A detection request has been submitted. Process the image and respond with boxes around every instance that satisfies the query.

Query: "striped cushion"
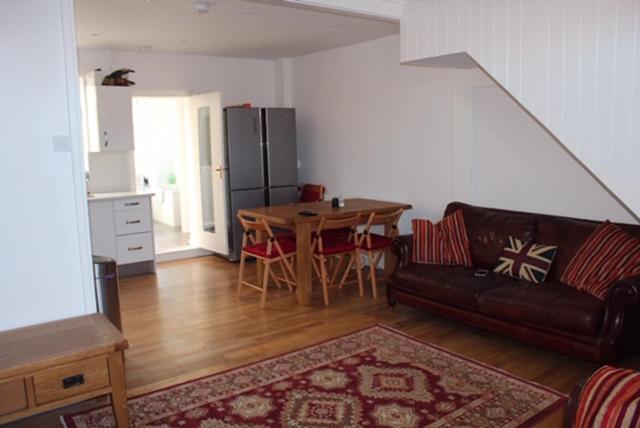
[561,221,640,299]
[576,366,640,428]
[412,210,472,267]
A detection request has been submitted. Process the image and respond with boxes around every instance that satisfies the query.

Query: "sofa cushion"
[561,221,640,299]
[493,236,558,284]
[392,263,515,311]
[575,366,640,428]
[536,217,598,283]
[445,202,536,269]
[411,210,472,267]
[478,281,605,336]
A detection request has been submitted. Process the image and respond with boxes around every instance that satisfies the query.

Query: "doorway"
[132,93,229,261]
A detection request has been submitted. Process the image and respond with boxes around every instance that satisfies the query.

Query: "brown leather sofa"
[388,202,640,363]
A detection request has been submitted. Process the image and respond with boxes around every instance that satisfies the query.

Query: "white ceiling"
[74,0,400,59]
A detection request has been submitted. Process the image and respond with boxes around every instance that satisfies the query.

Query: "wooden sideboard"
[0,314,129,426]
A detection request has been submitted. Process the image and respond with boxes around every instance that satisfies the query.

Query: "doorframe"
[61,0,96,313]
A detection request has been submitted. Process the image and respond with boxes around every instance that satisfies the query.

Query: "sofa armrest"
[564,378,587,428]
[605,275,640,309]
[599,276,640,355]
[390,235,413,274]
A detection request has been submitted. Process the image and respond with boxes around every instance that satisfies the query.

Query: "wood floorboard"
[4,255,600,427]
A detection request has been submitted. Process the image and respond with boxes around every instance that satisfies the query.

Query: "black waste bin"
[93,255,123,332]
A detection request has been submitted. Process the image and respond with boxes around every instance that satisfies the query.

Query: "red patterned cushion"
[412,210,472,267]
[561,221,640,299]
[576,366,640,428]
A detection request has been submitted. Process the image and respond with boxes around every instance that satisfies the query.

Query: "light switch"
[53,135,72,153]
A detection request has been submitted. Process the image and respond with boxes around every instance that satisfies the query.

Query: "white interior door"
[186,92,228,254]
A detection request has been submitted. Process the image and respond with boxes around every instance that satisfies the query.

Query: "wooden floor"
[8,255,600,427]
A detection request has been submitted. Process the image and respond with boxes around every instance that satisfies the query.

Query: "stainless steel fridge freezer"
[224,107,298,261]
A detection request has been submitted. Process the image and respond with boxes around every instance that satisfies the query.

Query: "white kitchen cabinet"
[88,193,155,275]
[84,72,135,152]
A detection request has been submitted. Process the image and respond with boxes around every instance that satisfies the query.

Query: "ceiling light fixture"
[138,45,153,53]
[242,9,255,15]
[329,23,343,28]
[191,2,210,15]
[90,33,100,37]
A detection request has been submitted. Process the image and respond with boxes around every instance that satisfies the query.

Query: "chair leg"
[354,251,364,297]
[236,252,246,298]
[319,255,330,306]
[329,254,346,287]
[338,256,356,288]
[368,250,378,298]
[260,261,271,308]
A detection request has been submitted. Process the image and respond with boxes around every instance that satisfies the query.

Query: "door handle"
[215,165,227,179]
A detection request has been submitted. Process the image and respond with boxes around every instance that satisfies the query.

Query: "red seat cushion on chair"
[361,234,393,251]
[244,239,296,258]
[315,236,358,256]
[275,232,296,242]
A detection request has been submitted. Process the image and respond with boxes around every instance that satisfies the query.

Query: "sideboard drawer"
[114,208,151,236]
[0,378,27,416]
[116,232,154,264]
[113,197,149,212]
[33,356,110,405]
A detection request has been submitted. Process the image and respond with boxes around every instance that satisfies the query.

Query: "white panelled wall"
[402,0,640,218]
[290,35,636,236]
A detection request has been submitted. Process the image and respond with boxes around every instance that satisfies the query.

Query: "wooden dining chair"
[236,214,297,308]
[311,213,363,306]
[358,208,405,298]
[299,183,326,202]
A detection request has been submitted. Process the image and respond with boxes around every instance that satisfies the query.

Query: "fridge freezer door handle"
[215,165,228,179]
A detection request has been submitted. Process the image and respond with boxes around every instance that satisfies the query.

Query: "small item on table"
[331,197,340,208]
[298,210,318,217]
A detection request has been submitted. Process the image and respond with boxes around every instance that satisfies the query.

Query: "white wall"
[452,69,636,223]
[402,0,640,218]
[292,35,455,232]
[78,48,276,106]
[0,0,94,331]
[289,35,636,235]
[79,48,278,193]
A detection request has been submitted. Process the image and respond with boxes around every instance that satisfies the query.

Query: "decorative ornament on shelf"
[102,68,136,87]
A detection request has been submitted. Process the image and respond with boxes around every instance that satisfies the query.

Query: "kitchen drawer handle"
[126,220,141,224]
[124,202,140,207]
[62,374,85,389]
[128,246,143,251]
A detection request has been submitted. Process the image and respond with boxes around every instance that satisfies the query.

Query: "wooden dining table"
[237,198,412,306]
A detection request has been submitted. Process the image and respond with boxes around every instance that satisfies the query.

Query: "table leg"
[296,222,312,306]
[255,230,264,284]
[107,351,129,428]
[383,223,397,278]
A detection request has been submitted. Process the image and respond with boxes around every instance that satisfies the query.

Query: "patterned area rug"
[63,325,566,428]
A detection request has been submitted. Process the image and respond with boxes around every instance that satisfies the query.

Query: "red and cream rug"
[63,325,566,428]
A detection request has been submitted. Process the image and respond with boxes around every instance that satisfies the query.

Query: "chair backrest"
[237,214,286,258]
[313,213,361,253]
[360,208,404,247]
[299,183,325,203]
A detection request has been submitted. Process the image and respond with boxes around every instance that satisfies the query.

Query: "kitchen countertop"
[87,191,155,202]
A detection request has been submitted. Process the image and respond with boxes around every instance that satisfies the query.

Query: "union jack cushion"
[494,236,558,284]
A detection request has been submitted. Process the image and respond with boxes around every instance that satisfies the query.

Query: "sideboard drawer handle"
[126,220,141,224]
[124,202,140,207]
[128,246,143,251]
[62,374,85,389]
